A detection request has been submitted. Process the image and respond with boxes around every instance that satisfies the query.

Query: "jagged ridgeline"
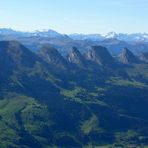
[0,41,148,147]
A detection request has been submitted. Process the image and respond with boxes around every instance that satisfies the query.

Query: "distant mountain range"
[1,28,148,42]
[0,28,69,38]
[0,28,148,56]
[70,32,148,42]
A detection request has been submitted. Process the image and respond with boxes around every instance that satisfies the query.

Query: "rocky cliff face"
[85,46,116,66]
[118,48,140,64]
[38,45,68,69]
[140,52,148,63]
[67,47,86,66]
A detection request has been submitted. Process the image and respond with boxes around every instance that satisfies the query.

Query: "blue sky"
[0,0,148,34]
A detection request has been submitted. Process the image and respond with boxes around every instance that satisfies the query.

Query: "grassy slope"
[0,94,53,148]
[0,63,148,147]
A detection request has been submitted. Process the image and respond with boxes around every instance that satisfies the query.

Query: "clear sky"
[0,0,148,34]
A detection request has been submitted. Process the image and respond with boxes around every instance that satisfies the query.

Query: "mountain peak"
[118,47,140,64]
[34,29,62,38]
[85,46,115,66]
[72,46,79,52]
[140,52,148,63]
[67,47,85,66]
[102,32,117,39]
[122,47,131,55]
[38,45,68,69]
[0,40,29,57]
[0,41,39,68]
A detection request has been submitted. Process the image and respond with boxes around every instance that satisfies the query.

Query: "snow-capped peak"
[102,32,117,39]
[70,32,148,42]
[33,29,62,37]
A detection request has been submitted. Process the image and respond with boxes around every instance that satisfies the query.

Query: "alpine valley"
[0,29,148,148]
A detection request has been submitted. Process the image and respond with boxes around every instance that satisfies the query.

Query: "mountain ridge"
[0,40,148,147]
[0,28,148,57]
[118,47,141,64]
[1,28,148,42]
